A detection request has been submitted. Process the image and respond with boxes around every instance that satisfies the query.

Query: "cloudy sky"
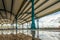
[39,11,60,28]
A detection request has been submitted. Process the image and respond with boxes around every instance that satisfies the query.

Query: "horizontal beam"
[17,0,30,18]
[22,0,60,22]
[0,9,15,16]
[0,28,60,32]
[18,0,39,19]
[10,0,14,20]
[22,9,60,24]
[2,0,7,19]
[12,0,27,24]
[18,0,48,22]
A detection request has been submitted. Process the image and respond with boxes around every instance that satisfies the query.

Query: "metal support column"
[1,24,3,34]
[37,19,39,39]
[27,23,28,35]
[13,22,15,34]
[11,24,14,34]
[11,24,12,33]
[31,0,36,40]
[15,16,18,34]
[22,24,23,33]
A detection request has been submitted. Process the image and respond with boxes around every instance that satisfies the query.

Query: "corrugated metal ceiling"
[0,0,60,24]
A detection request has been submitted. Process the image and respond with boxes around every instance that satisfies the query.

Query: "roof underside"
[0,0,60,24]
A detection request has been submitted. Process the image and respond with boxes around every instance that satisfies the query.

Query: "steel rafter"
[0,12,6,24]
[2,0,7,19]
[0,9,15,16]
[22,0,60,23]
[17,0,39,24]
[18,0,39,20]
[10,0,14,21]
[12,0,27,24]
[18,0,48,23]
[17,0,30,18]
[20,0,48,20]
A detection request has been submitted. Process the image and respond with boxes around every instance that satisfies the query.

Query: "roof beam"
[18,0,48,23]
[0,9,15,24]
[10,0,14,21]
[0,9,15,16]
[19,0,48,22]
[17,0,30,18]
[2,0,7,19]
[22,0,60,22]
[16,0,26,16]
[12,0,27,24]
[18,0,39,20]
[24,9,60,24]
[0,12,6,19]
[0,12,5,24]
[18,0,48,20]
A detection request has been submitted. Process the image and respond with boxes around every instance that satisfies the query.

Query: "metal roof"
[0,0,60,24]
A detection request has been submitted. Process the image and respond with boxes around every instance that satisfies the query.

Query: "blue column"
[31,0,36,29]
[31,0,36,40]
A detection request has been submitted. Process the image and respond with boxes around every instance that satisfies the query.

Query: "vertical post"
[31,0,36,40]
[1,24,3,34]
[27,23,28,35]
[15,16,18,34]
[22,24,23,33]
[19,24,20,33]
[11,24,13,34]
[11,24,12,33]
[37,19,39,39]
[13,23,14,34]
